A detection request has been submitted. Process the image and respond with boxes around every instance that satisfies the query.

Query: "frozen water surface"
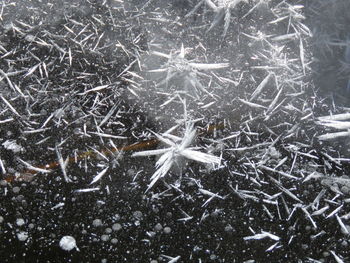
[1,0,350,262]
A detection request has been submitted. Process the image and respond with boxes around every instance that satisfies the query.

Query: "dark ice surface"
[1,0,350,262]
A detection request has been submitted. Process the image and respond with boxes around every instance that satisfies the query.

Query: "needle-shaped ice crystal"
[187,0,247,37]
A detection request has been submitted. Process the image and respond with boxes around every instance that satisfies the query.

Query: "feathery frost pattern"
[1,0,350,261]
[133,121,221,191]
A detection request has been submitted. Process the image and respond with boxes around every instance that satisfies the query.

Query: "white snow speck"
[2,140,23,153]
[59,236,79,251]
[17,231,28,241]
[16,218,25,226]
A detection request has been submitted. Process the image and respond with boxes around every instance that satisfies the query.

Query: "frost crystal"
[187,0,247,37]
[148,44,228,97]
[133,121,221,191]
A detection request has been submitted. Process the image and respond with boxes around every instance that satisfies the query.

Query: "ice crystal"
[187,0,247,37]
[132,121,221,191]
[148,44,228,98]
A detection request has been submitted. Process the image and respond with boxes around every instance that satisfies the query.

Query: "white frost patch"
[2,140,23,153]
[59,236,79,251]
[16,218,25,226]
[17,231,28,241]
